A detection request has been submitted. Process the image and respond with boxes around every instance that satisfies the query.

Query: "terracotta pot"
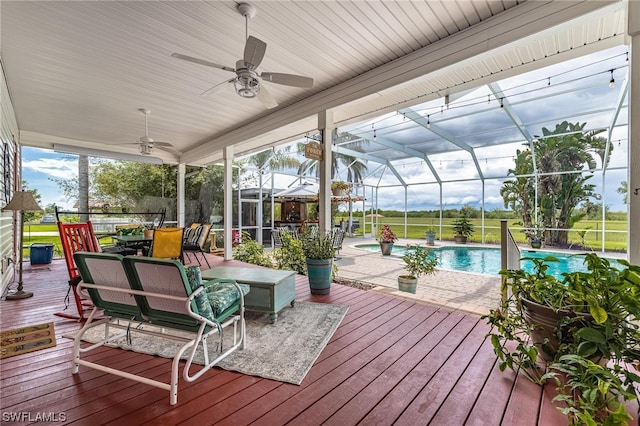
[143,229,154,239]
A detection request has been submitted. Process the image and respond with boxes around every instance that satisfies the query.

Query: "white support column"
[318,111,334,234]
[177,163,186,227]
[223,145,234,261]
[628,0,640,264]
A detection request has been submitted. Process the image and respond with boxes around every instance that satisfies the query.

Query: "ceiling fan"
[171,2,313,109]
[130,108,176,156]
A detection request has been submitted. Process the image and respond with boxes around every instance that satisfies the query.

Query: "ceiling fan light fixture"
[139,144,153,155]
[234,75,260,98]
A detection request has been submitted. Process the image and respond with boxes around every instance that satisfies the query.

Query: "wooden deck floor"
[1,255,636,425]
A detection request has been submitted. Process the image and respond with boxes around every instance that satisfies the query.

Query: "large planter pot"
[398,275,417,294]
[454,235,467,244]
[530,240,542,249]
[520,296,592,362]
[425,232,436,246]
[306,258,333,295]
[380,242,394,255]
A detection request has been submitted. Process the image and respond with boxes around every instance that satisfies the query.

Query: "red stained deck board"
[2,256,631,425]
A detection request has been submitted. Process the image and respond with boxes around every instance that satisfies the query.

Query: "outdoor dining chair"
[183,224,211,268]
[332,228,346,259]
[149,227,185,263]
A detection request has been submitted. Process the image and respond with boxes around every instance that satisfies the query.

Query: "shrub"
[272,231,307,274]
[232,232,273,268]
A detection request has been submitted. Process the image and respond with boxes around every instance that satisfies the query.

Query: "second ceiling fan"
[171,2,313,109]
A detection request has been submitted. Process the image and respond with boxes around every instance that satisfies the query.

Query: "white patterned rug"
[66,301,348,385]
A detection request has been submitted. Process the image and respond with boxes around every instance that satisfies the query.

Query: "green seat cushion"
[185,266,249,319]
[205,281,250,317]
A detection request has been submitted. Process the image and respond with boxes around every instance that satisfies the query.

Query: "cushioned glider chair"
[72,252,249,405]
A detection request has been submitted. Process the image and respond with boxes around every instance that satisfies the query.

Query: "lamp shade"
[2,191,43,212]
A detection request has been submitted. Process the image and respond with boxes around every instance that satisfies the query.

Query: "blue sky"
[22,147,78,210]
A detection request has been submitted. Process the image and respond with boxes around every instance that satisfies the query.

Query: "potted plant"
[524,220,545,249]
[398,246,438,294]
[482,253,640,425]
[452,215,473,243]
[301,228,337,295]
[425,224,436,246]
[378,224,397,256]
[331,181,350,196]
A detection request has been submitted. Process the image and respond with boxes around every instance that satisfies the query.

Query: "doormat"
[1,322,57,359]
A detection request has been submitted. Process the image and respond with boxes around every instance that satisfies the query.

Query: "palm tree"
[500,149,535,232]
[242,146,300,243]
[502,121,609,246]
[297,131,368,184]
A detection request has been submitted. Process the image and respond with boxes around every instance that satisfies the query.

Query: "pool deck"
[334,237,627,317]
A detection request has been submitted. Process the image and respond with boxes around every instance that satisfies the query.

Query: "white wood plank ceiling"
[0,1,626,166]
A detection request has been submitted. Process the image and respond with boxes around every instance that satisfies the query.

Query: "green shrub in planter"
[482,253,640,425]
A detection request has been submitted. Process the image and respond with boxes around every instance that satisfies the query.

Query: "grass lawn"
[337,216,628,252]
[17,218,629,260]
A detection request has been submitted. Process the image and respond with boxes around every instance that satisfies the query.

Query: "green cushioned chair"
[71,252,247,405]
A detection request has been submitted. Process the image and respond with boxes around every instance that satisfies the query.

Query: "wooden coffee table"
[201,266,296,323]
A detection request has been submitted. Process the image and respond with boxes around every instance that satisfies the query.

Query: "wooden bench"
[71,252,248,405]
[202,266,296,323]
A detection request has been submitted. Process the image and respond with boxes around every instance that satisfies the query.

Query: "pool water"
[354,244,618,278]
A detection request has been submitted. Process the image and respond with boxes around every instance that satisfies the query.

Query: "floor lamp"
[2,191,43,300]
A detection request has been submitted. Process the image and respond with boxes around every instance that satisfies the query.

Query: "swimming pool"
[354,244,619,277]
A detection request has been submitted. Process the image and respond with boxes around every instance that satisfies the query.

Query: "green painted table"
[202,266,296,323]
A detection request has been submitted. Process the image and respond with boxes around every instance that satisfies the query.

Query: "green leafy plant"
[452,215,474,238]
[523,219,546,242]
[272,230,307,274]
[232,232,273,268]
[400,246,438,279]
[482,253,640,425]
[549,355,636,425]
[331,181,350,191]
[301,228,336,260]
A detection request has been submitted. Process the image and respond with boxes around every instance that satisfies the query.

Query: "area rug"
[1,322,57,359]
[66,301,348,385]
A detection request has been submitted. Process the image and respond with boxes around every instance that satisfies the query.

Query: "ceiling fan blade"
[152,141,173,147]
[171,53,235,73]
[257,85,278,109]
[243,35,266,69]
[260,72,314,88]
[200,78,235,96]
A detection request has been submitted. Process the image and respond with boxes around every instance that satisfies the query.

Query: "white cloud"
[22,157,77,179]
